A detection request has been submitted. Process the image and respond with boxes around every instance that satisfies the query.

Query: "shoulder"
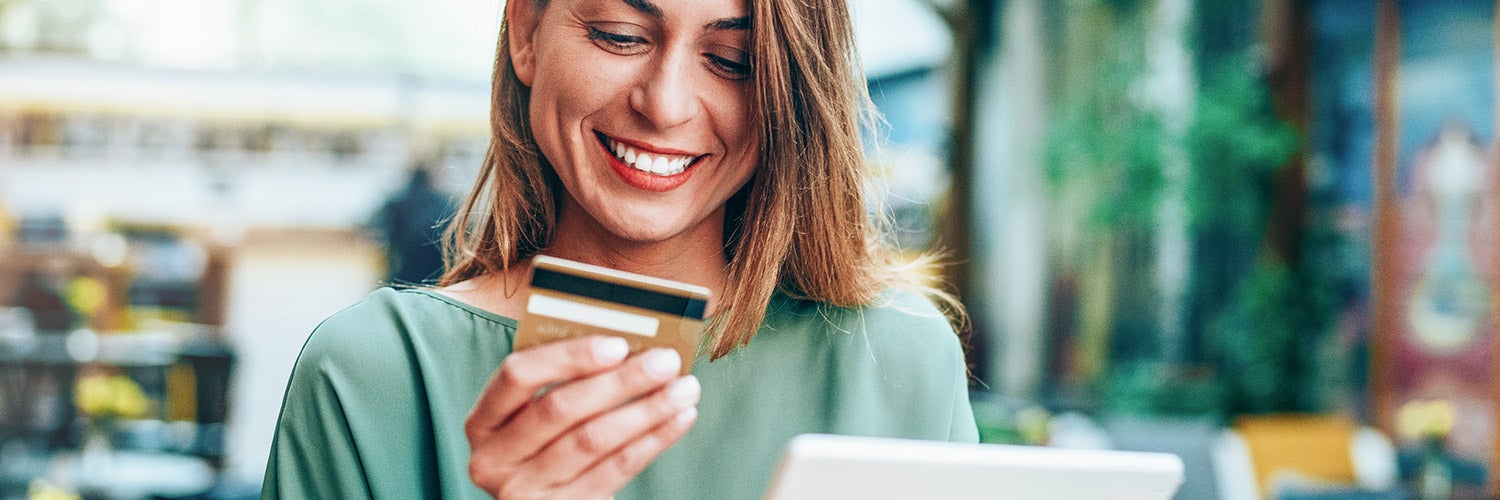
[302,289,420,353]
[860,287,957,338]
[291,288,418,383]
[294,288,481,381]
[752,288,974,440]
[769,288,961,357]
[270,288,465,498]
[761,288,966,384]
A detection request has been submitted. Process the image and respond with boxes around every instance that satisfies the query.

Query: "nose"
[630,47,701,130]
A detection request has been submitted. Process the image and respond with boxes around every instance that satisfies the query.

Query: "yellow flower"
[109,375,149,419]
[74,374,150,420]
[74,375,114,417]
[1398,399,1455,441]
[1016,406,1052,445]
[28,478,80,500]
[64,277,108,319]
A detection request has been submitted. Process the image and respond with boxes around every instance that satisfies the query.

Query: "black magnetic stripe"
[532,268,707,319]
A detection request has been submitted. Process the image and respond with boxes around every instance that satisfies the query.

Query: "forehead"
[568,0,750,22]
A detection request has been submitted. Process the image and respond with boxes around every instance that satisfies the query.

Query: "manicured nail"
[667,375,700,408]
[593,337,629,364]
[673,407,698,428]
[644,349,681,379]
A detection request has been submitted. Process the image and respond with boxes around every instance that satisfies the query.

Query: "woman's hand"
[466,336,701,499]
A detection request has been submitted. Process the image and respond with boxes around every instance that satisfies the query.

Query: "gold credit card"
[512,255,710,375]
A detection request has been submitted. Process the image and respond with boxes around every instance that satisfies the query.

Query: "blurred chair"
[1213,414,1403,500]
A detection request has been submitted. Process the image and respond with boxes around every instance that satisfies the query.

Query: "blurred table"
[0,331,178,448]
[0,328,235,499]
[50,447,215,500]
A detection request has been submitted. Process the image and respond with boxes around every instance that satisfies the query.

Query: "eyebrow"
[621,0,662,18]
[618,0,751,31]
[706,17,750,31]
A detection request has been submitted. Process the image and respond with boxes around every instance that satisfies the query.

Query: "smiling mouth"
[595,132,703,176]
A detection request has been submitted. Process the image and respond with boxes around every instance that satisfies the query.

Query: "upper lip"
[596,131,705,158]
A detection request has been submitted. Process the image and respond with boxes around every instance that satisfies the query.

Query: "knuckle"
[493,476,525,500]
[463,413,483,439]
[468,456,497,491]
[607,448,640,479]
[467,457,485,482]
[612,436,658,477]
[653,390,683,417]
[571,337,601,358]
[471,457,527,499]
[463,409,503,441]
[573,421,613,454]
[496,358,533,388]
[617,360,656,392]
[534,391,575,422]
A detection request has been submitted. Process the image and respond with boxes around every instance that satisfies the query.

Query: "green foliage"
[1210,261,1298,412]
[1208,252,1342,414]
[1040,1,1331,418]
[1102,361,1225,417]
[1185,60,1300,236]
[1183,59,1351,415]
[1097,0,1151,18]
[1144,34,1363,415]
[1043,17,1166,233]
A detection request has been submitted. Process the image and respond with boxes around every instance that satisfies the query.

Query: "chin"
[599,214,700,244]
[608,225,685,244]
[580,198,715,245]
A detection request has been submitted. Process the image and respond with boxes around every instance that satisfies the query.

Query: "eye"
[587,26,649,55]
[706,52,751,81]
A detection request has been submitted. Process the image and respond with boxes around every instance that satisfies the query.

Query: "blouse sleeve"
[261,297,438,499]
[945,356,980,442]
[820,288,980,442]
[263,349,375,499]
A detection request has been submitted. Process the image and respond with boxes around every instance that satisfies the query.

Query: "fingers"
[466,336,630,441]
[523,374,701,480]
[490,348,684,460]
[465,339,698,498]
[559,400,699,497]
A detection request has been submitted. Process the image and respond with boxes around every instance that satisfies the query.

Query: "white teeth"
[606,136,695,176]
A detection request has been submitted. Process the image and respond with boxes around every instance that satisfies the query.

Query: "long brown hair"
[441,0,965,358]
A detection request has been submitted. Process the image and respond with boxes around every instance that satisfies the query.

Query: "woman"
[263,0,977,495]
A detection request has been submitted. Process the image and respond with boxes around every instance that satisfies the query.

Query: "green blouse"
[263,287,977,499]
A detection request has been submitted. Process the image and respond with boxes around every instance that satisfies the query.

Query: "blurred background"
[0,0,1493,499]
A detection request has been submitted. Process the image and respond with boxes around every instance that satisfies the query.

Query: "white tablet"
[763,434,1185,500]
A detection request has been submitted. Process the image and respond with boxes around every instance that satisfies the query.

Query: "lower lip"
[599,139,697,192]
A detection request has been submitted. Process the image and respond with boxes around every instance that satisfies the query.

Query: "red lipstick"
[596,133,700,192]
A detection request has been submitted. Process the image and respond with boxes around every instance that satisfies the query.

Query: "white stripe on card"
[526,294,661,337]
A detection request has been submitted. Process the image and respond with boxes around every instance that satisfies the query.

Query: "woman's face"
[511,0,759,244]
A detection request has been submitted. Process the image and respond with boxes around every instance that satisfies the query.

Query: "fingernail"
[673,407,698,429]
[667,375,700,408]
[593,337,629,364]
[644,349,681,379]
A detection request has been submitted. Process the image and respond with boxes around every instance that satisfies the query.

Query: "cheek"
[528,49,612,171]
[532,48,637,134]
[711,86,756,148]
[721,104,760,174]
[718,138,761,200]
[526,87,566,174]
[732,150,761,190]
